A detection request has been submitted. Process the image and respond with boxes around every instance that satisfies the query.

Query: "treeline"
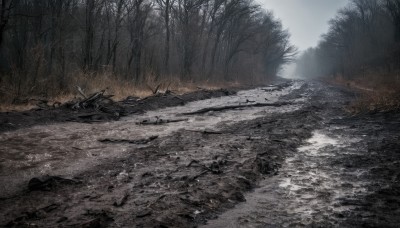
[0,0,295,98]
[296,0,400,83]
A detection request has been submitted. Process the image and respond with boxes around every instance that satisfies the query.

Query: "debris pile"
[64,87,126,123]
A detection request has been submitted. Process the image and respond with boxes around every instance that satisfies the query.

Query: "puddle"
[298,132,339,153]
[202,130,371,227]
[0,82,304,197]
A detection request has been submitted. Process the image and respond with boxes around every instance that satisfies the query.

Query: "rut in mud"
[1,80,400,227]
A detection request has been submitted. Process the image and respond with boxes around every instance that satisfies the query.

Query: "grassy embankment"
[330,75,400,113]
[0,72,240,112]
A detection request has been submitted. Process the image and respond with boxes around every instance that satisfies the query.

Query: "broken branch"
[99,136,158,145]
[136,118,188,125]
[182,102,292,115]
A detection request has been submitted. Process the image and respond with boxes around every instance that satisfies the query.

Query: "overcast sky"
[258,0,349,51]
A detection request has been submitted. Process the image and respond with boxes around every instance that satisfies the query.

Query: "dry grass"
[68,72,240,100]
[347,89,400,113]
[329,75,400,113]
[69,72,153,100]
[0,71,240,112]
[0,103,36,112]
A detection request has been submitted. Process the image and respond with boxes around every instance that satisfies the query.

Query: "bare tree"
[127,0,152,83]
[0,0,13,50]
[385,0,400,41]
[296,0,399,82]
[155,0,175,76]
[0,0,297,98]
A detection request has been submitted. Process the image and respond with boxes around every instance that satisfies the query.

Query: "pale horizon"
[258,0,349,52]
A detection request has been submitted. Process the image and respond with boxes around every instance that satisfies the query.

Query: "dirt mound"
[0,89,235,133]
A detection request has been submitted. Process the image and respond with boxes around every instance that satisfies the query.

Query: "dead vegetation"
[347,89,400,113]
[0,84,237,133]
[330,76,400,113]
[0,72,241,112]
[0,0,295,114]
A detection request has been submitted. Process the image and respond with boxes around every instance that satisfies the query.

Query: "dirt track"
[1,80,400,227]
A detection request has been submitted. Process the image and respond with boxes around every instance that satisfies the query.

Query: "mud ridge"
[0,89,236,133]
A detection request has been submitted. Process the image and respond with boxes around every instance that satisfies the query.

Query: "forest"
[296,0,400,87]
[0,0,296,102]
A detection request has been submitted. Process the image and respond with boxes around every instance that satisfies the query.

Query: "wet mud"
[0,81,400,227]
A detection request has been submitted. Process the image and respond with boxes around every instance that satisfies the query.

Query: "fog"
[258,0,349,78]
[258,0,349,51]
[293,0,400,83]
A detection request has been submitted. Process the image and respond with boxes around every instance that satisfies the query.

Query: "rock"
[113,193,129,207]
[254,157,277,175]
[136,209,152,218]
[28,176,81,191]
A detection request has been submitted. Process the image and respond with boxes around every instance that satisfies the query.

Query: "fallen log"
[185,129,224,135]
[137,118,188,125]
[71,89,116,110]
[28,176,81,191]
[98,135,158,144]
[182,102,292,115]
[72,90,105,110]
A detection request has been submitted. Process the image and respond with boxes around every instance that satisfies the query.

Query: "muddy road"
[1,80,399,227]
